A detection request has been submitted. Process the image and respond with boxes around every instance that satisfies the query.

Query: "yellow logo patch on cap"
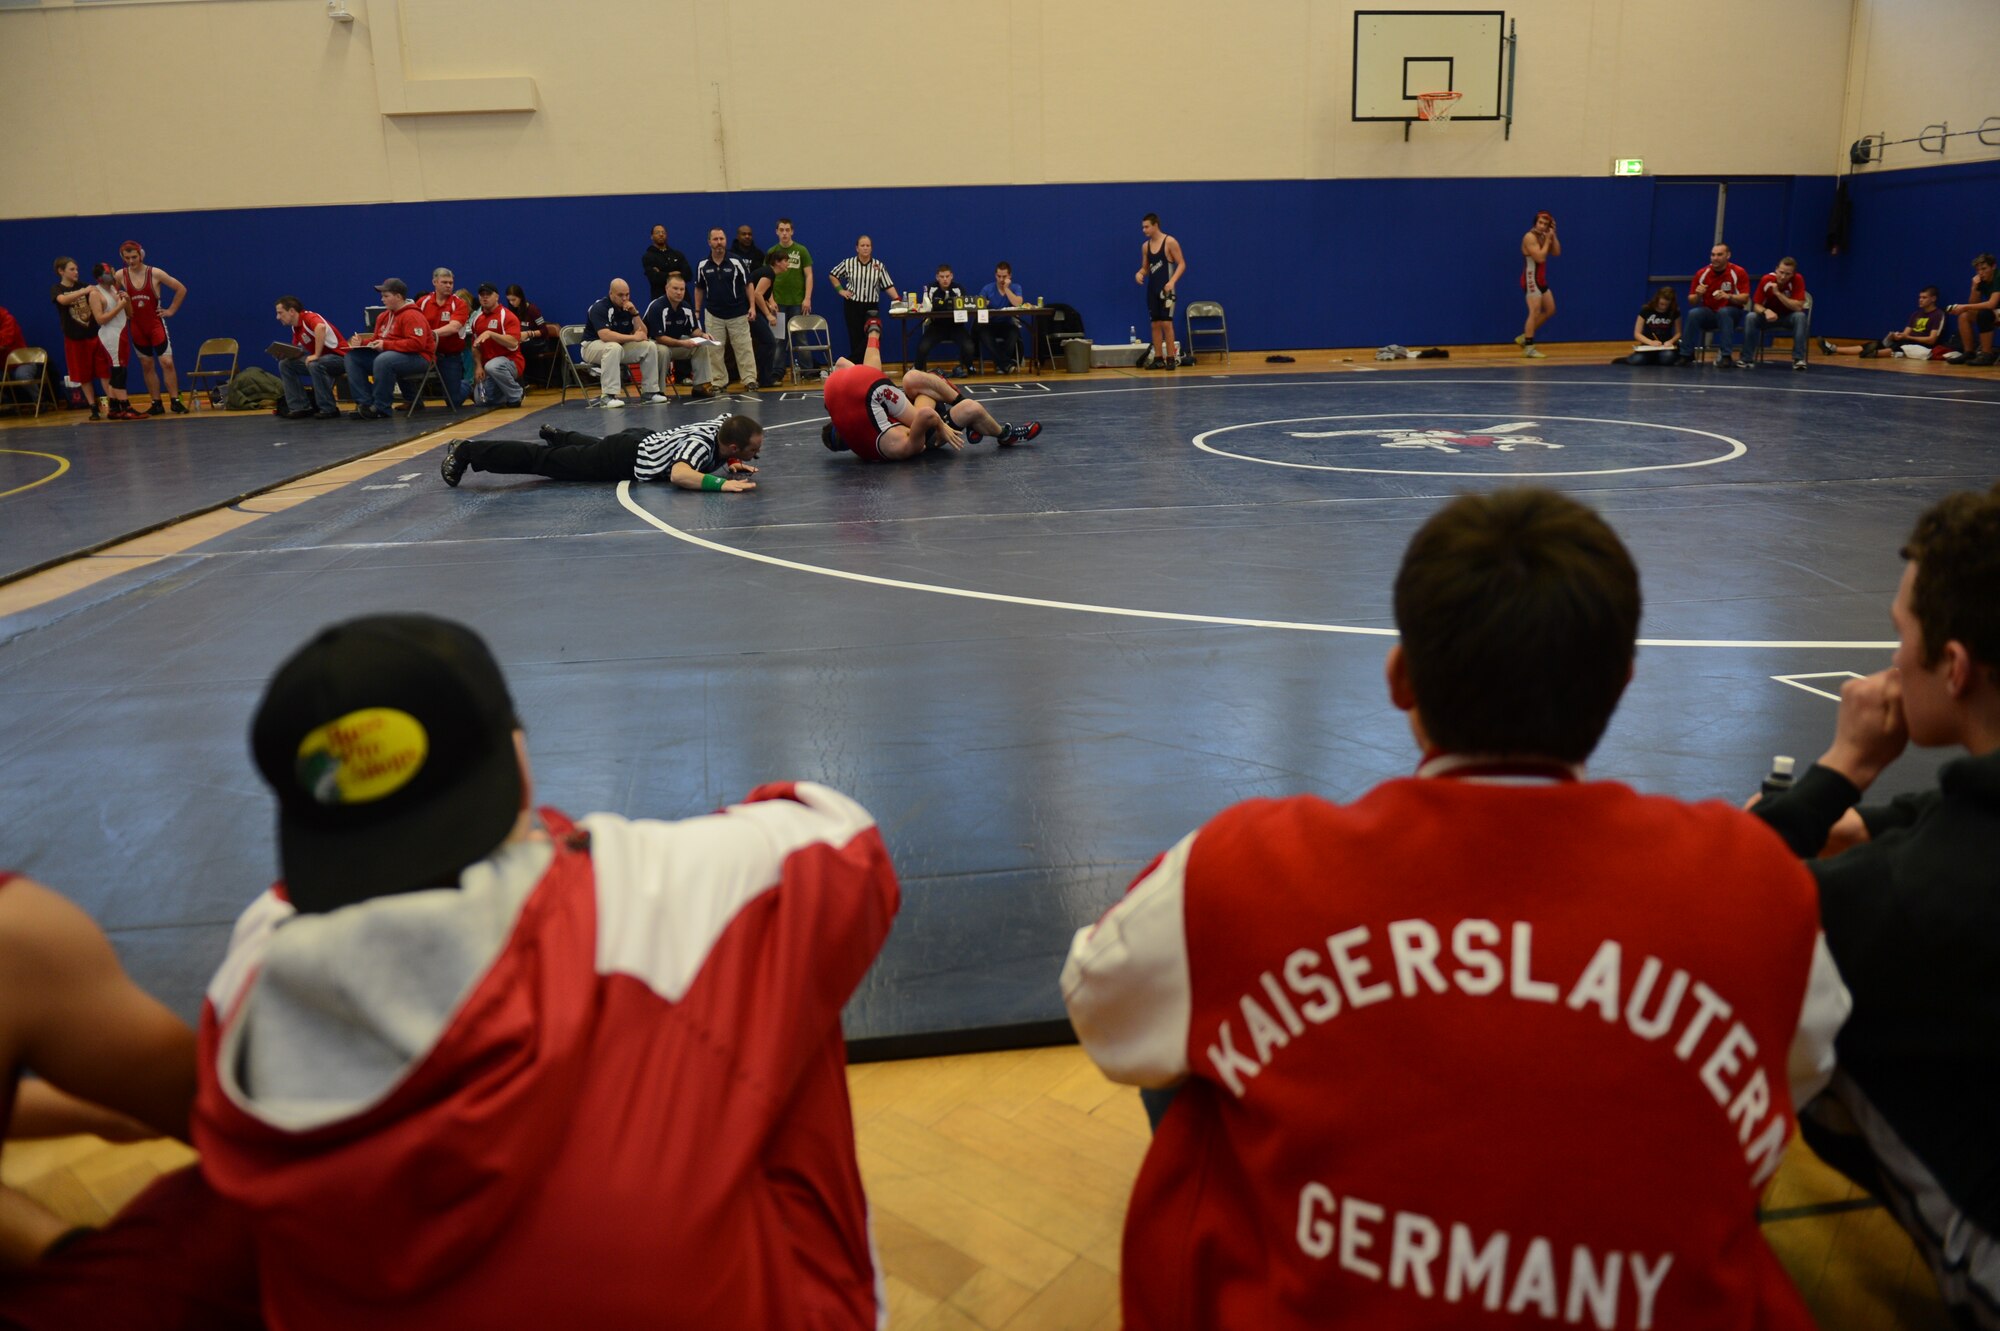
[295,708,429,806]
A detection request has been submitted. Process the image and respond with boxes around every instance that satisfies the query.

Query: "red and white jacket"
[468,305,524,375]
[291,311,348,356]
[194,783,898,1331]
[1689,263,1751,312]
[416,292,471,354]
[1063,759,1849,1331]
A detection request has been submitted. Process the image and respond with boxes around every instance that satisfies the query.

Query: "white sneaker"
[643,393,670,404]
[599,395,625,409]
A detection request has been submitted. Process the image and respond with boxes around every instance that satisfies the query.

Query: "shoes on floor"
[998,421,1041,445]
[1523,346,1547,359]
[1716,355,1738,369]
[1513,334,1529,348]
[689,386,716,399]
[1792,361,1807,372]
[147,400,165,417]
[440,439,469,487]
[1974,351,1999,367]
[643,392,670,403]
[347,406,385,421]
[315,410,341,419]
[108,405,146,420]
[1177,354,1195,367]
[170,397,189,414]
[598,395,625,408]
[1818,338,1839,356]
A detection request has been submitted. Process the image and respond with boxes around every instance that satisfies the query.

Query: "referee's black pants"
[463,428,643,482]
[841,297,879,361]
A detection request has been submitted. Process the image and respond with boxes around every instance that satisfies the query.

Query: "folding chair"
[1184,302,1229,364]
[0,349,51,420]
[553,325,593,404]
[786,315,832,384]
[1745,293,1814,368]
[396,359,459,420]
[186,338,238,410]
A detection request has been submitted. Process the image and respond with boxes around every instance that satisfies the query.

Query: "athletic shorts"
[825,364,908,462]
[131,329,172,359]
[1147,289,1176,324]
[64,336,107,385]
[1976,309,1996,333]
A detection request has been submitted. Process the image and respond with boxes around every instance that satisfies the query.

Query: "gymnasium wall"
[0,0,1885,360]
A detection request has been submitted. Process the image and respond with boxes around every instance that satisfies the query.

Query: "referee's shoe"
[440,440,469,488]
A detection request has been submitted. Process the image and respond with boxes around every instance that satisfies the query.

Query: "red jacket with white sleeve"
[194,782,898,1331]
[1063,761,1849,1331]
[1689,264,1751,312]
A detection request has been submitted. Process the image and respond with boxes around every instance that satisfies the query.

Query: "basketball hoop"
[1415,90,1463,123]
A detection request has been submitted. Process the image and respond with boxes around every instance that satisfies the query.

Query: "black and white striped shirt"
[634,415,726,482]
[829,255,895,302]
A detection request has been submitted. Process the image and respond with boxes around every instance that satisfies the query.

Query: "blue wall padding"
[0,164,1983,369]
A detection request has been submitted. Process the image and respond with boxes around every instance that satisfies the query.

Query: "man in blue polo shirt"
[979,261,1029,374]
[581,278,664,408]
[693,228,756,400]
[644,274,714,391]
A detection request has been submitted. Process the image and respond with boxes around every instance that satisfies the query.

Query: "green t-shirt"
[768,243,811,305]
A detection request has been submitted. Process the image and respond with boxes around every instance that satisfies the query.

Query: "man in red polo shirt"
[1744,257,1812,371]
[274,296,349,419]
[1676,243,1752,369]
[467,283,525,407]
[343,279,436,420]
[416,267,471,408]
[1064,488,1849,1331]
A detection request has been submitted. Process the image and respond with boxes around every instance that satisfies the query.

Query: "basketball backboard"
[1352,10,1505,121]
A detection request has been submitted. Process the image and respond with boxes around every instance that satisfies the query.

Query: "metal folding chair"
[786,315,833,383]
[187,338,238,409]
[1184,302,1229,364]
[0,349,51,419]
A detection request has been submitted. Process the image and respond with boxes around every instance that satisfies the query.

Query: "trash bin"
[1062,336,1092,374]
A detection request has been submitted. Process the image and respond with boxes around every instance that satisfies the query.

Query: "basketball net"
[1415,90,1463,123]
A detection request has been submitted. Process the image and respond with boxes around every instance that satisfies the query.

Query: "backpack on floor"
[223,367,285,410]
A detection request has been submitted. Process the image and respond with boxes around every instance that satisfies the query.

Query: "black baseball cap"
[251,614,523,914]
[374,278,408,296]
[476,281,497,296]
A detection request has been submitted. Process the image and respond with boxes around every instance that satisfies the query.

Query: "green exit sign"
[1613,158,1645,176]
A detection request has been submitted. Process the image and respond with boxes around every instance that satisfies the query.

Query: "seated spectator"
[913,264,977,377]
[1826,286,1951,359]
[415,267,472,407]
[273,295,348,420]
[1063,487,1848,1330]
[0,304,28,383]
[1676,243,1750,368]
[504,284,562,382]
[343,278,437,420]
[1627,285,1680,365]
[1750,483,2000,1327]
[978,262,1027,373]
[1942,252,1997,366]
[467,282,525,407]
[644,273,712,387]
[0,872,259,1331]
[582,278,664,408]
[1743,256,1811,370]
[192,613,898,1328]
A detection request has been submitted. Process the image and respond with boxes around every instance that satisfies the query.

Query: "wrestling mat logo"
[1288,421,1561,453]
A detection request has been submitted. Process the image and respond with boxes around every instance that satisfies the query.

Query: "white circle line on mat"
[615,484,1894,650]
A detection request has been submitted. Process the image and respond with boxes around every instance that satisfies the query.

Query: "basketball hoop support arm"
[1503,19,1517,140]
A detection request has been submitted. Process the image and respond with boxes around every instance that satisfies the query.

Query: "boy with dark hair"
[273,294,348,419]
[1065,488,1848,1331]
[1752,482,2000,1325]
[1943,253,1998,365]
[1825,286,1950,359]
[441,412,762,489]
[193,614,900,1329]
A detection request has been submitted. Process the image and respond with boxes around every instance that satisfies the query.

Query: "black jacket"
[1754,749,2000,1230]
[641,245,694,299]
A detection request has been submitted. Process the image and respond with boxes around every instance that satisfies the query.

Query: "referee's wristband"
[701,473,724,491]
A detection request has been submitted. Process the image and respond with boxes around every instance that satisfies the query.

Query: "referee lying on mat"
[440,413,761,492]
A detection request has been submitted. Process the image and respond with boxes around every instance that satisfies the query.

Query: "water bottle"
[1129,325,1137,343]
[1760,755,1796,799]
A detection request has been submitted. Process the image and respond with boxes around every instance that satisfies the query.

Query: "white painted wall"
[0,0,1859,221]
[1837,0,2000,174]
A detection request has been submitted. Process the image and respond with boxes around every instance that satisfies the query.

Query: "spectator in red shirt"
[1744,257,1812,371]
[343,279,436,420]
[1676,243,1751,369]
[273,296,349,419]
[0,306,30,389]
[416,267,472,408]
[468,283,525,407]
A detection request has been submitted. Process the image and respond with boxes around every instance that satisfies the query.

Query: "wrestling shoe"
[1513,334,1529,348]
[170,396,190,414]
[821,423,850,452]
[997,421,1041,446]
[1818,338,1838,356]
[864,317,882,337]
[1523,346,1547,359]
[440,440,469,487]
[147,400,165,417]
[88,400,103,421]
[109,404,146,421]
[539,424,564,444]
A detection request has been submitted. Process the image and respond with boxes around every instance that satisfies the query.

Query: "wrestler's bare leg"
[899,369,1004,437]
